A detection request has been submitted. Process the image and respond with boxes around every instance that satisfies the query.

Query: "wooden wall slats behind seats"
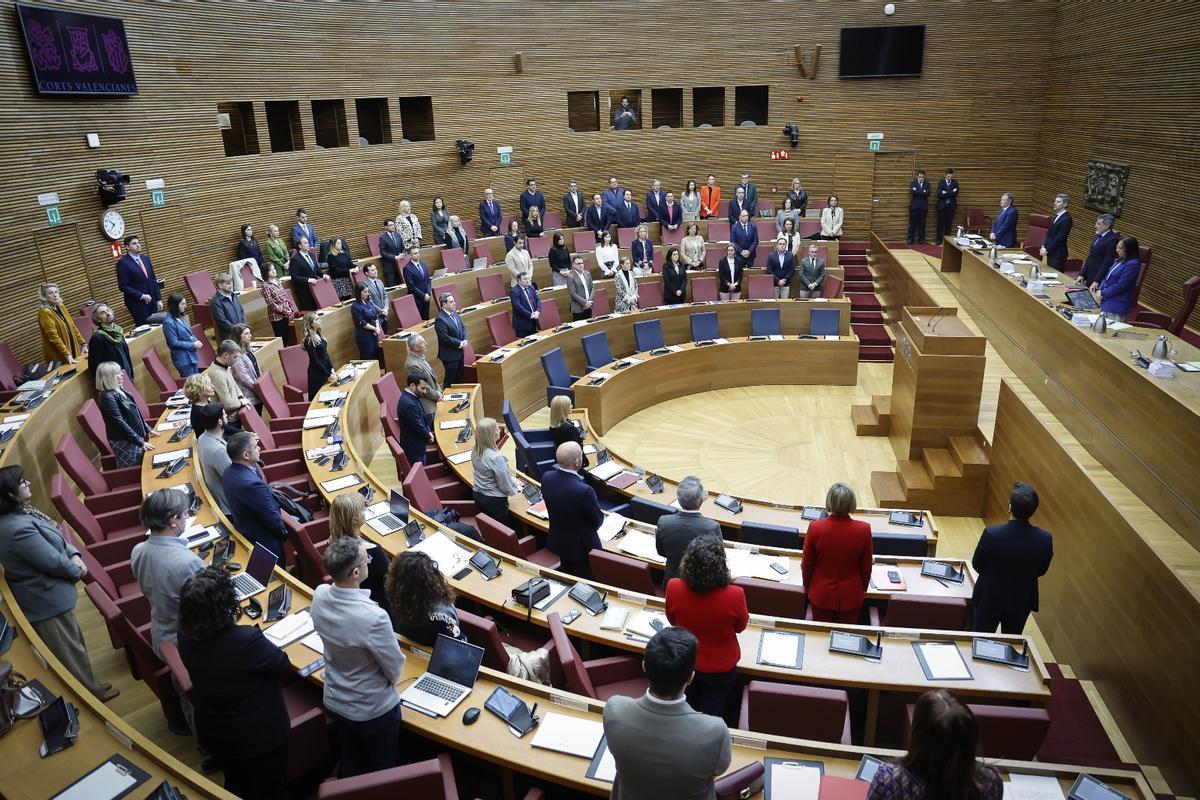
[0,0,1060,362]
[1035,2,1200,329]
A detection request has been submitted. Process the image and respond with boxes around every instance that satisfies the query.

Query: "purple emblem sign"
[15,3,137,96]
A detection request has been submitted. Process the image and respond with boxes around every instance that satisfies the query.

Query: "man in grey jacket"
[603,627,731,800]
[194,402,231,515]
[655,476,722,586]
[567,256,595,320]
[404,334,443,427]
[797,243,827,299]
[311,536,406,778]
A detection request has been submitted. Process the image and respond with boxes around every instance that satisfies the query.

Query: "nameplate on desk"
[730,734,768,750]
[406,646,431,660]
[104,719,135,749]
[750,614,775,628]
[151,448,191,466]
[549,692,589,712]
[616,592,641,604]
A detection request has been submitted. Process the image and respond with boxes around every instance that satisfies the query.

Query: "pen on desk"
[933,576,950,588]
[529,702,538,720]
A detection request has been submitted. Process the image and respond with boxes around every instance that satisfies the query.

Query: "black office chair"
[626,496,676,525]
[739,521,800,549]
[750,308,782,337]
[633,319,665,352]
[871,532,928,556]
[690,311,720,342]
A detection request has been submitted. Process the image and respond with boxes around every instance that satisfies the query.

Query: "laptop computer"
[367,490,410,535]
[399,634,485,717]
[232,543,279,601]
[472,257,489,270]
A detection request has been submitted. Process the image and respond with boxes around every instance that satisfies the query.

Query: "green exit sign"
[499,152,511,165]
[151,189,165,207]
[868,140,881,152]
[46,207,61,226]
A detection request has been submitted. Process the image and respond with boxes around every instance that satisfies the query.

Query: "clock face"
[101,209,126,240]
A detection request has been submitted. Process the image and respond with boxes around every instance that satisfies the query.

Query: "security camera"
[782,123,800,148]
[96,169,131,206]
[455,139,475,165]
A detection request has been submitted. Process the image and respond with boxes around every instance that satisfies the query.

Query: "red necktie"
[133,255,147,278]
[668,206,674,223]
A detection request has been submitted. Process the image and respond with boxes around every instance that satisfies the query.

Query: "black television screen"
[839,25,925,78]
[15,2,137,96]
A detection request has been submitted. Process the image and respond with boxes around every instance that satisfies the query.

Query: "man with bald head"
[403,335,442,427]
[541,441,604,578]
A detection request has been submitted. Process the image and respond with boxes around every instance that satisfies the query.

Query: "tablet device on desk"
[715,494,743,514]
[920,560,965,583]
[1069,774,1132,800]
[38,696,79,757]
[469,550,501,579]
[971,638,1029,669]
[484,686,537,736]
[521,483,543,504]
[1065,288,1100,311]
[644,474,664,494]
[888,510,924,527]
[801,506,828,521]
[829,630,882,660]
[855,755,885,783]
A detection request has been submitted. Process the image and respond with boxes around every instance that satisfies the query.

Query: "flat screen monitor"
[839,25,925,78]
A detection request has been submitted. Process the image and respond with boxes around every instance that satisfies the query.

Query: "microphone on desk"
[924,306,951,334]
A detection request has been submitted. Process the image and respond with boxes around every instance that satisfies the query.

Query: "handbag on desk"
[715,761,765,800]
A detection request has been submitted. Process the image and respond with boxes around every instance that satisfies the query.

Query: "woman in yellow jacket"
[37,283,86,364]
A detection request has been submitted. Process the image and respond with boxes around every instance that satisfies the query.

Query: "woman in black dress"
[325,237,356,300]
[385,551,466,646]
[236,223,263,267]
[662,247,689,305]
[548,394,588,467]
[548,232,571,286]
[301,311,333,398]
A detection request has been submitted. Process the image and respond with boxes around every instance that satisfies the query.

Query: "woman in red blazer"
[666,535,749,718]
[801,483,873,623]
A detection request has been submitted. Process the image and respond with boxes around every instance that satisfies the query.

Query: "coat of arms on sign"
[1084,160,1130,217]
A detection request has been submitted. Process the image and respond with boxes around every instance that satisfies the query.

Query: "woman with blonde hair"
[614,256,639,313]
[395,200,422,250]
[37,283,85,364]
[87,302,134,379]
[262,223,289,272]
[524,206,545,239]
[548,395,588,467]
[471,417,520,523]
[631,225,654,274]
[680,222,706,271]
[95,361,153,467]
[301,311,333,399]
[329,492,391,612]
[183,372,217,433]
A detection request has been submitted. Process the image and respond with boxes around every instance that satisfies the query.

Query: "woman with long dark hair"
[385,551,466,646]
[163,292,202,377]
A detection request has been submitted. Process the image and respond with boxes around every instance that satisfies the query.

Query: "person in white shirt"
[819,195,844,240]
[594,230,620,277]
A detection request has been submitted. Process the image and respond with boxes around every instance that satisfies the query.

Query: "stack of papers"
[1071,313,1096,327]
[587,461,624,481]
[617,530,665,564]
[447,450,472,465]
[303,413,339,429]
[1003,773,1066,800]
[264,611,314,648]
[317,390,347,402]
[598,513,627,541]
[1148,360,1176,379]
[725,548,788,581]
[151,448,190,466]
[769,762,821,797]
[408,532,472,576]
[439,419,468,430]
[531,713,604,758]
[625,609,668,639]
[166,408,192,422]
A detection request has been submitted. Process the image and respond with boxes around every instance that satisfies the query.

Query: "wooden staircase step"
[949,434,990,477]
[870,471,907,506]
[870,395,891,420]
[921,447,963,487]
[897,459,934,493]
[852,404,888,436]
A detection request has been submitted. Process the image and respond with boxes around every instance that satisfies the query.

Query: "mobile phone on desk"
[561,609,582,625]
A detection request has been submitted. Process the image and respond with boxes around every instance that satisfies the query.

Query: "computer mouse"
[462,707,481,726]
[224,562,242,572]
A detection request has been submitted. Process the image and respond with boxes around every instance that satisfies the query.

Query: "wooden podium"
[889,307,987,460]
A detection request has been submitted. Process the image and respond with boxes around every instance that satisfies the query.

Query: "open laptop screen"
[389,489,410,522]
[247,543,280,586]
[428,634,484,687]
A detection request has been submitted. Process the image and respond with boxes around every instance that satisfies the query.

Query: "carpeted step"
[851,311,885,325]
[858,345,895,362]
[853,324,892,347]
[847,292,882,311]
[843,266,874,280]
[845,281,876,293]
[840,243,869,254]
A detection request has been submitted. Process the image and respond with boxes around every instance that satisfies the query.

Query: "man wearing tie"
[766,237,796,299]
[586,194,610,241]
[727,187,750,222]
[396,371,433,466]
[730,210,758,271]
[402,245,433,320]
[935,169,959,243]
[510,272,542,336]
[478,188,502,238]
[378,219,404,286]
[115,235,162,324]
[434,292,468,387]
[562,181,587,228]
[989,193,1018,248]
[602,177,624,218]
[291,208,317,249]
[616,190,640,229]
[287,236,325,311]
[737,173,758,215]
[443,215,470,255]
[797,244,827,299]
[1039,193,1074,269]
[567,257,594,321]
[362,263,389,334]
[1077,214,1119,289]
[660,192,682,233]
[644,179,666,223]
[520,179,546,218]
[907,170,930,245]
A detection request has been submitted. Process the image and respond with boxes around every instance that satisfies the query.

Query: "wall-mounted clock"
[101,208,126,241]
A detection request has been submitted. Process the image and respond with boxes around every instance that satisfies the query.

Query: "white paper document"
[759,630,803,668]
[264,611,314,647]
[447,450,472,465]
[534,579,569,611]
[768,763,821,799]
[725,549,788,582]
[317,390,347,402]
[50,759,139,800]
[598,513,628,542]
[408,532,471,575]
[592,740,618,781]
[531,712,605,758]
[320,474,363,492]
[439,419,468,429]
[303,414,339,429]
[916,641,972,680]
[151,448,190,465]
[1004,773,1067,800]
[600,606,628,630]
[166,408,191,422]
[617,530,666,564]
[625,609,668,639]
[587,461,624,481]
[300,631,325,654]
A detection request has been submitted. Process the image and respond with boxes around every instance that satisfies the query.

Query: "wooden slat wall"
[1034,1,1200,329]
[0,0,1057,362]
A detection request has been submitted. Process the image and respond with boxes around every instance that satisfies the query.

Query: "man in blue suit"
[396,371,433,466]
[222,432,289,559]
[989,193,1018,248]
[1039,193,1073,268]
[615,190,640,229]
[765,237,796,298]
[378,220,405,286]
[115,235,162,324]
[1077,214,1119,288]
[291,208,317,249]
[434,292,467,386]
[730,210,759,270]
[660,191,683,233]
[585,194,610,240]
[935,169,959,242]
[402,245,433,320]
[727,187,751,222]
[479,188,502,238]
[510,272,542,336]
[644,180,666,223]
[971,482,1053,634]
[543,442,604,578]
[737,173,758,215]
[907,170,930,245]
[519,179,546,218]
[602,177,624,218]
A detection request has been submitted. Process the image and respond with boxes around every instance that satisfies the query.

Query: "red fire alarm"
[110,243,122,259]
[770,150,790,160]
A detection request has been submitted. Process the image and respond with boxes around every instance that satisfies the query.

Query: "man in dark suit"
[644,179,666,223]
[209,274,246,344]
[907,170,931,244]
[443,215,470,255]
[935,169,959,242]
[396,371,433,466]
[478,188,502,238]
[378,219,405,286]
[519,179,546,218]
[563,181,587,228]
[989,193,1018,248]
[1039,193,1073,268]
[660,191,683,233]
[586,193,611,240]
[1077,214,1119,288]
[115,235,162,324]
[765,237,796,299]
[402,245,433,320]
[655,476,721,586]
[287,236,324,311]
[971,482,1054,634]
[510,272,542,336]
[612,96,638,130]
[221,432,289,558]
[615,190,640,229]
[730,210,759,270]
[542,442,604,578]
[433,291,467,386]
[291,208,317,249]
[737,173,758,215]
[602,177,624,218]
[727,187,751,222]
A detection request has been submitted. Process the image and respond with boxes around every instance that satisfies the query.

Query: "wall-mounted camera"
[96,169,131,206]
[782,123,800,148]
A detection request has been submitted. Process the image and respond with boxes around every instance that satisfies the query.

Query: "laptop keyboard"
[375,513,402,530]
[232,573,262,597]
[414,676,465,702]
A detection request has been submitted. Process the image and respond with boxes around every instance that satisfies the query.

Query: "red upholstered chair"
[902,702,1049,760]
[705,248,725,270]
[124,380,167,422]
[1128,245,1154,316]
[372,370,400,411]
[402,464,477,525]
[543,210,563,230]
[472,242,493,264]
[573,230,598,252]
[637,281,663,309]
[191,324,216,367]
[461,341,479,384]
[477,273,506,302]
[588,550,662,597]
[797,219,821,239]
[754,243,775,267]
[477,513,560,570]
[755,221,777,242]
[0,342,22,396]
[279,345,311,401]
[237,406,303,457]
[380,404,402,448]
[387,436,456,488]
[708,222,731,242]
[311,279,341,309]
[1130,275,1200,335]
[738,681,853,745]
[486,312,517,348]
[499,213,515,233]
[661,226,685,245]
[527,236,551,258]
[651,250,665,273]
[617,228,637,248]
[458,608,551,673]
[437,283,464,311]
[143,347,185,400]
[548,612,646,701]
[538,300,562,330]
[365,232,382,257]
[868,595,970,630]
[820,274,844,299]
[317,753,546,800]
[732,577,808,620]
[391,294,423,329]
[73,544,138,648]
[239,260,260,290]
[1023,214,1050,258]
[747,275,774,300]
[441,247,467,274]
[964,207,990,235]
[690,276,718,302]
[54,433,141,503]
[74,399,118,469]
[184,271,216,326]
[284,515,331,588]
[592,287,611,316]
[255,373,308,427]
[73,311,94,340]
